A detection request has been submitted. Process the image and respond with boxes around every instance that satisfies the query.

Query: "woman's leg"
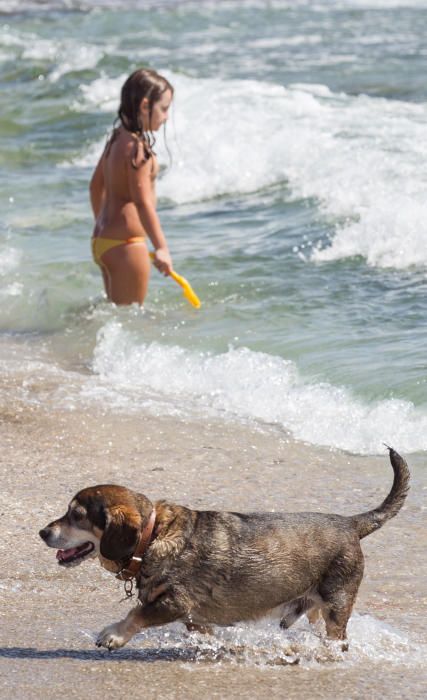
[100,241,151,305]
[98,263,112,298]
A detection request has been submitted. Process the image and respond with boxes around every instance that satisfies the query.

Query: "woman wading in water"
[90,69,173,304]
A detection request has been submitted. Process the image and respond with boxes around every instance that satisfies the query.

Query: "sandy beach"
[1,380,426,699]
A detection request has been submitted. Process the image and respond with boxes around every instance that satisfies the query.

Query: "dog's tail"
[351,447,410,540]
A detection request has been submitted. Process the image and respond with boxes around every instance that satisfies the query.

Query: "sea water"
[0,0,426,455]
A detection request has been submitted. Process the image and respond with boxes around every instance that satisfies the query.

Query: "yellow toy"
[149,253,201,309]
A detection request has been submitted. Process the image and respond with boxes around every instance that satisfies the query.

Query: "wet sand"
[0,389,426,699]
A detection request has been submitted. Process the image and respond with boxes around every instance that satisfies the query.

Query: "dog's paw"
[96,623,128,650]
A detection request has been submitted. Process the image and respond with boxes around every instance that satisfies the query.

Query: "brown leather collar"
[116,508,156,582]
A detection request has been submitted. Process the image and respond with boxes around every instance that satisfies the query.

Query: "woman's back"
[95,129,155,239]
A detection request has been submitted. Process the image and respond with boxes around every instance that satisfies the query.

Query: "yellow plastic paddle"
[149,252,201,309]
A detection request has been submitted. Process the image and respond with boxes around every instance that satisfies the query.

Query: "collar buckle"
[115,508,156,592]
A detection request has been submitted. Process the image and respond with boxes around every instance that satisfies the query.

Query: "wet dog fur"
[39,447,409,650]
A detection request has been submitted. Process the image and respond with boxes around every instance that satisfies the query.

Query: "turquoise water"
[1,0,427,453]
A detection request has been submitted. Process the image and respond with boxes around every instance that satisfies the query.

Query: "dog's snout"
[39,527,50,541]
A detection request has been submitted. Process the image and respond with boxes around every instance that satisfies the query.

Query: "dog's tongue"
[56,548,78,562]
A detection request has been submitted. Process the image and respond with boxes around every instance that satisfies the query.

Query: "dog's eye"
[71,507,86,522]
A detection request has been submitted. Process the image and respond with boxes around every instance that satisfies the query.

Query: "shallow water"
[1,0,427,455]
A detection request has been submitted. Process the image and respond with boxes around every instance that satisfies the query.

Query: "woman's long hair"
[106,68,174,168]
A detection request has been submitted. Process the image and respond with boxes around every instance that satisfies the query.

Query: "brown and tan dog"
[39,447,409,651]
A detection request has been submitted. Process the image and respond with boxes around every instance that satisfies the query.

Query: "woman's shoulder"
[107,127,154,170]
[106,128,138,164]
[111,126,134,151]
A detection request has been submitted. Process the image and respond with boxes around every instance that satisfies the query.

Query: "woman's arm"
[89,153,106,219]
[127,156,172,276]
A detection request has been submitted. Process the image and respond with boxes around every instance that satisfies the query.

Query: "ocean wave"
[83,320,427,455]
[70,72,427,271]
[0,25,103,81]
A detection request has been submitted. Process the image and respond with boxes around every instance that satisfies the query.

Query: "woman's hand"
[153,247,173,276]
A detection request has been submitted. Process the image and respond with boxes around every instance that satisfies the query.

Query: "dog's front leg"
[96,605,144,650]
[96,601,181,650]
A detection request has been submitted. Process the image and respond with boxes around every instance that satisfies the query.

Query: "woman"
[90,68,174,305]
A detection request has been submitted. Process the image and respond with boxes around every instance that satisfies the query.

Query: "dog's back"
[40,446,410,649]
[145,447,409,626]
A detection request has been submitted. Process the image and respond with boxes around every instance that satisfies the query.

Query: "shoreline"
[0,389,426,697]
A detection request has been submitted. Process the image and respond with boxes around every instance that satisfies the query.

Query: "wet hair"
[106,68,174,168]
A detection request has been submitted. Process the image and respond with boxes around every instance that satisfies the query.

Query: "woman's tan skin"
[90,78,173,305]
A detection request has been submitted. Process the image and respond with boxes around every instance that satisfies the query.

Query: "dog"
[39,447,409,651]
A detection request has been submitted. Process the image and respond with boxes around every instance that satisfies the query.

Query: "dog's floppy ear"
[100,504,141,561]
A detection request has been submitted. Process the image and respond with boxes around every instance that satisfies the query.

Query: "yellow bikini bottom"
[91,236,146,265]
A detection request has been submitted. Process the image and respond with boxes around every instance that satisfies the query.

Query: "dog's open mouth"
[56,542,95,566]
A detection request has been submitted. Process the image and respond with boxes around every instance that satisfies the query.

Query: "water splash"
[79,612,425,669]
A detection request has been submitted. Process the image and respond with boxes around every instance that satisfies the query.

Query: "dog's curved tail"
[351,447,410,540]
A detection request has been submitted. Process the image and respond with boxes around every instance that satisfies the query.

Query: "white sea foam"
[0,246,21,275]
[81,320,427,455]
[74,74,124,113]
[62,137,106,169]
[125,611,425,668]
[0,282,24,298]
[0,26,103,81]
[71,72,427,271]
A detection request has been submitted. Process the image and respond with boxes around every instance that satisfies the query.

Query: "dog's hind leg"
[306,607,322,625]
[318,550,364,648]
[322,596,355,651]
[280,597,313,629]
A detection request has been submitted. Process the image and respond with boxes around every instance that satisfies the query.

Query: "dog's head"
[39,485,153,572]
